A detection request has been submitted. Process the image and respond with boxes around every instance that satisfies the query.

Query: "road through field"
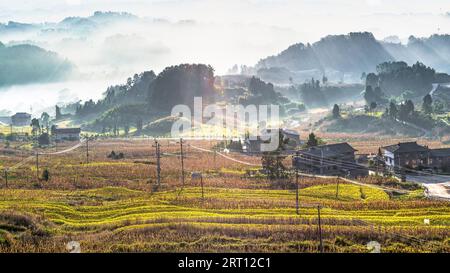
[406,174,450,200]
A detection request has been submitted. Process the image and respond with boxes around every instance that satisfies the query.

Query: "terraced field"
[1,185,449,253]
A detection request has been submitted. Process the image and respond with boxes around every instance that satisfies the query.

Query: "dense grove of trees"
[363,85,388,105]
[75,71,156,117]
[76,64,221,134]
[298,78,327,108]
[365,61,450,98]
[149,64,216,110]
[238,76,288,106]
[382,98,435,130]
[93,104,147,135]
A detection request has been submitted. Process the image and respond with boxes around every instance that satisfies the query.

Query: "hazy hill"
[0,42,74,86]
[257,32,393,82]
[0,11,137,37]
[257,32,450,84]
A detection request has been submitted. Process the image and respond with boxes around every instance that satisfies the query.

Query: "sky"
[1,0,448,38]
[0,0,449,114]
[0,1,449,72]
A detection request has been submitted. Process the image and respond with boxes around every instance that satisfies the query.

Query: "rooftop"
[53,127,81,134]
[430,148,450,157]
[298,142,357,157]
[382,142,429,153]
[12,112,31,117]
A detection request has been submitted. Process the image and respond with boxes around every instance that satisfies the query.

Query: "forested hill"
[0,42,74,86]
[71,63,292,135]
[257,32,393,76]
[149,64,217,110]
[256,32,450,83]
[72,64,219,133]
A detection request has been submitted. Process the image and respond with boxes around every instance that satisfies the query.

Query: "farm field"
[0,139,449,253]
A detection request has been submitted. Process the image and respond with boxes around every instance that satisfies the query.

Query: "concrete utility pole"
[317,205,324,253]
[86,137,90,164]
[4,169,8,188]
[36,152,39,181]
[179,138,185,187]
[320,149,324,175]
[336,178,340,199]
[295,168,299,215]
[200,175,204,200]
[153,140,161,186]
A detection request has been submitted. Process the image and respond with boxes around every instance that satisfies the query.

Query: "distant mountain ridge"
[0,42,74,86]
[0,11,137,36]
[256,32,450,83]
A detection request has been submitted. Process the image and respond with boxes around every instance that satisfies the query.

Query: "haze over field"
[0,0,449,114]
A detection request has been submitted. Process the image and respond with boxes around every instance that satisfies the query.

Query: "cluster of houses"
[293,142,369,177]
[243,128,301,153]
[0,112,32,126]
[0,112,81,142]
[242,129,450,176]
[293,141,450,176]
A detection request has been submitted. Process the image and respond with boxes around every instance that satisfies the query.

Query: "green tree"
[306,132,319,147]
[55,105,62,120]
[370,102,377,112]
[389,101,398,119]
[38,133,50,146]
[261,131,288,180]
[42,169,50,182]
[136,118,143,133]
[40,112,50,132]
[422,94,433,115]
[332,104,341,119]
[30,118,41,137]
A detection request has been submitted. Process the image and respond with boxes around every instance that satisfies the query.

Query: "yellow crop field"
[0,139,449,253]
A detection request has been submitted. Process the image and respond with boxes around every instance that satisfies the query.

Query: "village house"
[429,148,450,172]
[380,142,430,171]
[11,112,31,126]
[380,142,450,173]
[243,128,301,154]
[293,142,368,177]
[51,126,81,141]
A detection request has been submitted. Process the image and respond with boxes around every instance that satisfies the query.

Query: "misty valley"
[0,4,450,256]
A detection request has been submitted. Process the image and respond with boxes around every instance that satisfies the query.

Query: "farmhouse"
[429,148,450,172]
[293,142,368,177]
[244,128,300,153]
[380,142,450,173]
[380,142,430,171]
[51,126,81,141]
[11,112,31,126]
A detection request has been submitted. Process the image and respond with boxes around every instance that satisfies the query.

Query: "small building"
[380,142,429,171]
[279,128,301,147]
[51,126,81,141]
[428,148,450,172]
[244,137,264,154]
[293,142,368,177]
[244,128,301,154]
[11,112,31,126]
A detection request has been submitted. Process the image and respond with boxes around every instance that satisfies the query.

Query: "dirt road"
[406,175,450,200]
